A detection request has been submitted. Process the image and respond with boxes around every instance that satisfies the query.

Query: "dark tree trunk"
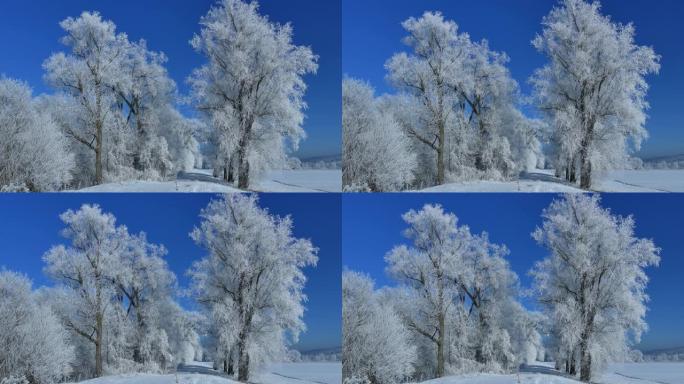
[568,155,577,183]
[475,120,490,172]
[436,121,445,185]
[95,313,103,377]
[579,121,595,190]
[226,157,235,183]
[95,121,103,185]
[227,353,234,376]
[237,333,250,382]
[236,119,253,190]
[569,355,577,376]
[579,342,591,382]
[580,154,592,190]
[436,312,445,377]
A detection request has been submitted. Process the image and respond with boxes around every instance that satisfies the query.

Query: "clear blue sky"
[343,0,684,158]
[342,193,684,351]
[0,0,341,158]
[0,193,341,351]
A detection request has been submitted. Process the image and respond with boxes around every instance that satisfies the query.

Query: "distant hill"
[294,154,341,170]
[642,153,684,163]
[299,154,342,163]
[293,346,341,363]
[640,153,684,170]
[642,346,684,355]
[299,346,342,356]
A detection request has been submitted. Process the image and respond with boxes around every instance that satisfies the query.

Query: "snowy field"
[594,170,684,192]
[419,169,684,193]
[76,169,341,193]
[253,170,342,192]
[71,361,341,384]
[412,362,684,384]
[256,362,341,384]
[601,362,684,384]
[75,179,243,193]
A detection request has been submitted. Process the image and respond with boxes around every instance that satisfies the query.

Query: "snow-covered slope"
[411,362,684,384]
[71,362,341,384]
[76,179,243,193]
[76,169,341,193]
[257,362,341,384]
[73,373,237,384]
[419,180,582,193]
[594,170,684,192]
[418,169,684,192]
[602,362,684,384]
[254,170,342,192]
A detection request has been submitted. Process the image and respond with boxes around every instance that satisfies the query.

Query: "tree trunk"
[579,152,592,190]
[94,79,104,185]
[475,120,489,172]
[227,156,235,183]
[579,316,594,382]
[567,155,577,183]
[579,121,594,189]
[579,340,591,382]
[237,155,250,190]
[95,312,103,377]
[569,354,577,376]
[436,312,445,377]
[227,352,234,376]
[95,120,103,185]
[237,333,250,382]
[134,109,146,171]
[475,313,488,364]
[436,121,445,185]
[236,120,253,190]
[561,162,568,181]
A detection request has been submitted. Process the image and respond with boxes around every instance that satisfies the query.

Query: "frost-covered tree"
[188,194,318,381]
[43,205,129,377]
[114,232,177,370]
[43,11,196,186]
[0,78,74,191]
[0,271,74,384]
[157,108,203,173]
[42,204,184,378]
[385,12,534,186]
[342,78,415,191]
[189,0,318,189]
[530,0,660,189]
[113,39,176,178]
[44,12,130,185]
[530,194,660,382]
[384,204,525,378]
[342,270,416,384]
[385,12,462,185]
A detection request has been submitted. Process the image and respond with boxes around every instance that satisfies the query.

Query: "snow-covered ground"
[71,361,341,384]
[594,170,684,192]
[76,179,243,193]
[602,362,684,384]
[76,169,341,193]
[256,362,341,384]
[253,170,342,192]
[418,169,684,192]
[411,362,684,384]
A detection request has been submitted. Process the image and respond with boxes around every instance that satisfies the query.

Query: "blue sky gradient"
[343,0,684,158]
[0,0,341,158]
[342,193,684,351]
[0,193,341,351]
